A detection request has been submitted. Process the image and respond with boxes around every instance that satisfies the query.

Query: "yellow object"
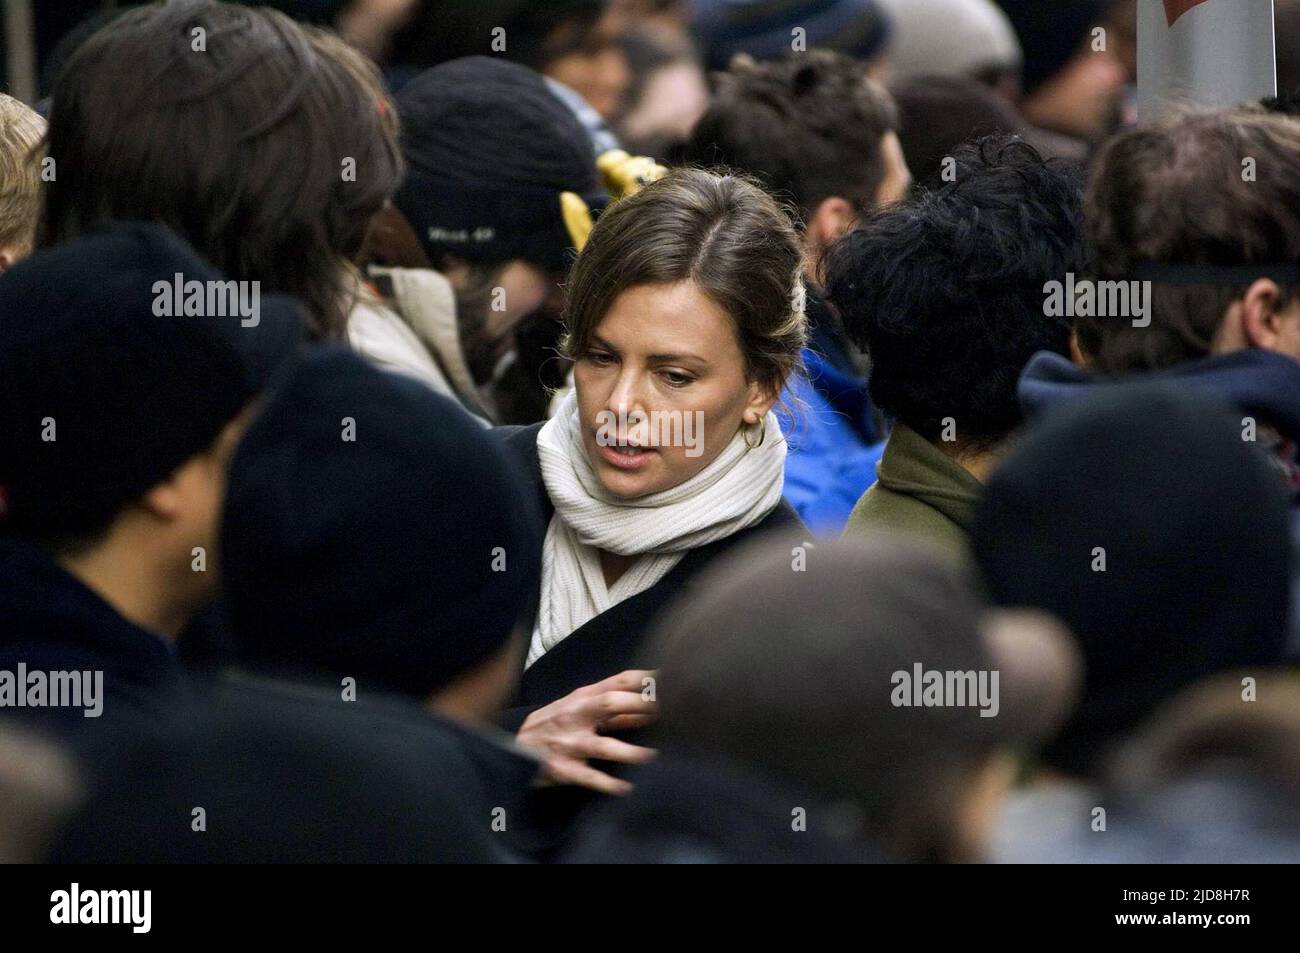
[597,149,668,200]
[560,191,594,252]
[560,151,670,252]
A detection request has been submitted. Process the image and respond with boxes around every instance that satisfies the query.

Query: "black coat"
[51,679,543,863]
[494,423,806,723]
[0,539,189,742]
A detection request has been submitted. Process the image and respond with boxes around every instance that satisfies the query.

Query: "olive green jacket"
[842,423,983,561]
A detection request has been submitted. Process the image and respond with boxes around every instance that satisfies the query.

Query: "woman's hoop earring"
[743,418,766,449]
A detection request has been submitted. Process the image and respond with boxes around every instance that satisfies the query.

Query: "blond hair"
[0,94,45,255]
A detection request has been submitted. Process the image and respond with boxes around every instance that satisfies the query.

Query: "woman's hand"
[516,669,659,796]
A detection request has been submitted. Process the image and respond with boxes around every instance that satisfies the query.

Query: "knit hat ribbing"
[973,382,1291,776]
[394,56,605,272]
[0,222,302,542]
[222,348,542,699]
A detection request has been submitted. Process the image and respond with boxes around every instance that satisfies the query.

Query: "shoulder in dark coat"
[51,680,541,863]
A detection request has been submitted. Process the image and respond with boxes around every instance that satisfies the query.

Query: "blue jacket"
[781,294,886,536]
[1020,348,1300,442]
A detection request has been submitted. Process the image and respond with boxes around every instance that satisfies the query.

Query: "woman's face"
[573,281,776,500]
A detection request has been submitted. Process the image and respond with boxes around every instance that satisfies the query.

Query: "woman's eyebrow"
[646,351,708,365]
[591,334,708,365]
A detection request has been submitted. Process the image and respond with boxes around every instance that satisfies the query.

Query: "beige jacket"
[346,266,495,423]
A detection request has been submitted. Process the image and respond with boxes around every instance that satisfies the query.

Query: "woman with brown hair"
[499,167,809,794]
[39,0,402,343]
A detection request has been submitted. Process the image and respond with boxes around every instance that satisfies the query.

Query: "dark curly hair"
[823,136,1085,450]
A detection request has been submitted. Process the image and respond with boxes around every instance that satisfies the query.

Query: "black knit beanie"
[393,56,606,273]
[0,222,302,544]
[221,348,543,700]
[973,382,1291,778]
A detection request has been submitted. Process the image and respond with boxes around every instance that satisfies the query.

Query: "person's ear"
[1069,330,1090,368]
[0,246,20,273]
[954,753,1018,863]
[1240,278,1291,351]
[874,132,913,207]
[138,470,188,522]
[136,415,247,523]
[136,410,251,527]
[808,196,857,251]
[741,378,779,427]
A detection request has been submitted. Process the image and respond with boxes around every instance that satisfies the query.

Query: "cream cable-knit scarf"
[527,391,786,667]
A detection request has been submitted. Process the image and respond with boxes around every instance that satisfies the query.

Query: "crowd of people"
[0,0,1297,864]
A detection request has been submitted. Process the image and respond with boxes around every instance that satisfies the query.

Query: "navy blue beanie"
[394,56,606,273]
[973,382,1291,777]
[221,348,543,700]
[0,222,302,543]
[693,0,894,71]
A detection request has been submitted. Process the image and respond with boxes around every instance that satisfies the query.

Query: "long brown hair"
[40,0,402,340]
